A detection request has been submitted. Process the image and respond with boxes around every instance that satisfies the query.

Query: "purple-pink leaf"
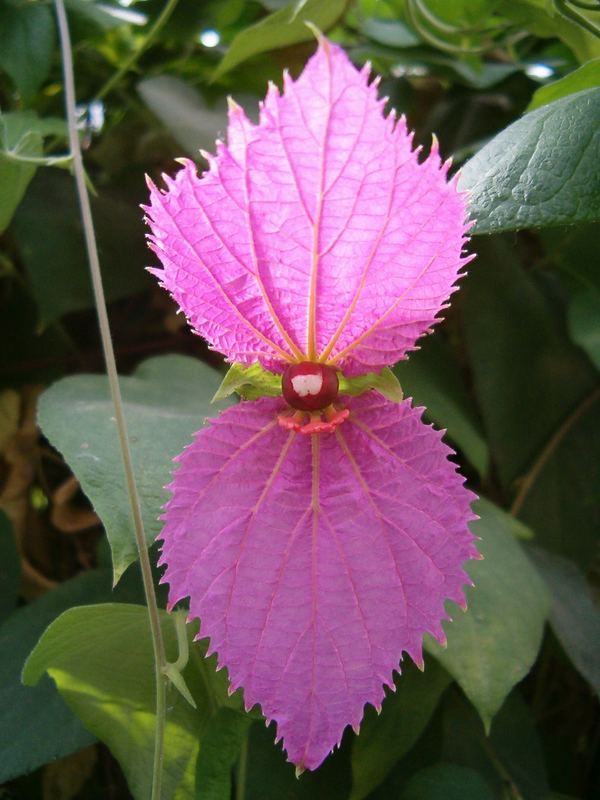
[145,39,471,374]
[159,394,478,770]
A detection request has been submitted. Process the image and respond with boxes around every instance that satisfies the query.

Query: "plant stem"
[53,2,168,798]
[95,0,181,101]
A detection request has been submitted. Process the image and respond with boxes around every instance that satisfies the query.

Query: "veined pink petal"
[145,39,471,375]
[159,395,478,770]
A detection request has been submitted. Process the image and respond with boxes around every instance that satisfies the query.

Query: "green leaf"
[394,335,489,475]
[460,88,600,233]
[339,367,403,403]
[0,511,20,622]
[12,170,150,325]
[426,499,550,730]
[38,355,228,582]
[0,1,55,101]
[213,0,348,80]
[527,58,600,110]
[400,763,495,800]
[528,547,600,697]
[350,660,452,800]
[0,569,142,784]
[462,237,600,566]
[0,111,41,234]
[195,708,253,800]
[213,362,282,402]
[23,603,207,800]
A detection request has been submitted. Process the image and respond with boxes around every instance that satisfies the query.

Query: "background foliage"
[1,0,599,798]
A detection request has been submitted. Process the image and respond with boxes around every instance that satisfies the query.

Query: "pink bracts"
[145,37,478,771]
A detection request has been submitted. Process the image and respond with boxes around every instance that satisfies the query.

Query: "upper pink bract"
[145,38,471,375]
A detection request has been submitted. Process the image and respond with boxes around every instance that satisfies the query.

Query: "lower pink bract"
[159,394,478,769]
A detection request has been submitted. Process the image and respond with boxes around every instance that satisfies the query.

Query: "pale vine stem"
[95,0,181,101]
[510,386,600,517]
[53,1,168,798]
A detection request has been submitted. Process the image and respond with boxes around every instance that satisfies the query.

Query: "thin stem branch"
[554,0,600,38]
[95,0,181,101]
[53,2,168,798]
[510,386,600,517]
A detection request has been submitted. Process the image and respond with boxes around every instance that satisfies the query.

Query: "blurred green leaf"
[213,0,348,80]
[568,287,600,370]
[38,355,228,582]
[442,690,549,800]
[359,17,419,48]
[394,335,489,475]
[400,763,494,800]
[529,547,600,697]
[0,569,142,784]
[12,170,150,325]
[138,76,231,155]
[65,0,146,30]
[23,603,205,800]
[461,88,600,233]
[542,222,600,370]
[0,511,19,622]
[498,0,600,63]
[527,58,600,110]
[0,1,55,101]
[463,237,600,566]
[350,660,452,800]
[426,499,550,729]
[195,708,253,800]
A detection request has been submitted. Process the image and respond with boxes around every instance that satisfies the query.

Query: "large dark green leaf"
[426,499,549,729]
[23,603,210,800]
[462,237,600,566]
[0,1,55,101]
[350,659,452,800]
[529,547,600,697]
[12,170,150,324]
[460,89,600,233]
[213,0,348,79]
[0,569,142,784]
[38,355,227,581]
[394,334,489,475]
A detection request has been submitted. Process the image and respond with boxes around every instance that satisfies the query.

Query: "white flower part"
[291,373,323,397]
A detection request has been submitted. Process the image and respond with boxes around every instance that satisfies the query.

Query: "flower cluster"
[145,37,478,771]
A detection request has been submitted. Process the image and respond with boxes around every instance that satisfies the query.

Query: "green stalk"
[53,2,168,797]
[95,0,181,101]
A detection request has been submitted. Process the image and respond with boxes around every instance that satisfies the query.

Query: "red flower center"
[282,362,339,411]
